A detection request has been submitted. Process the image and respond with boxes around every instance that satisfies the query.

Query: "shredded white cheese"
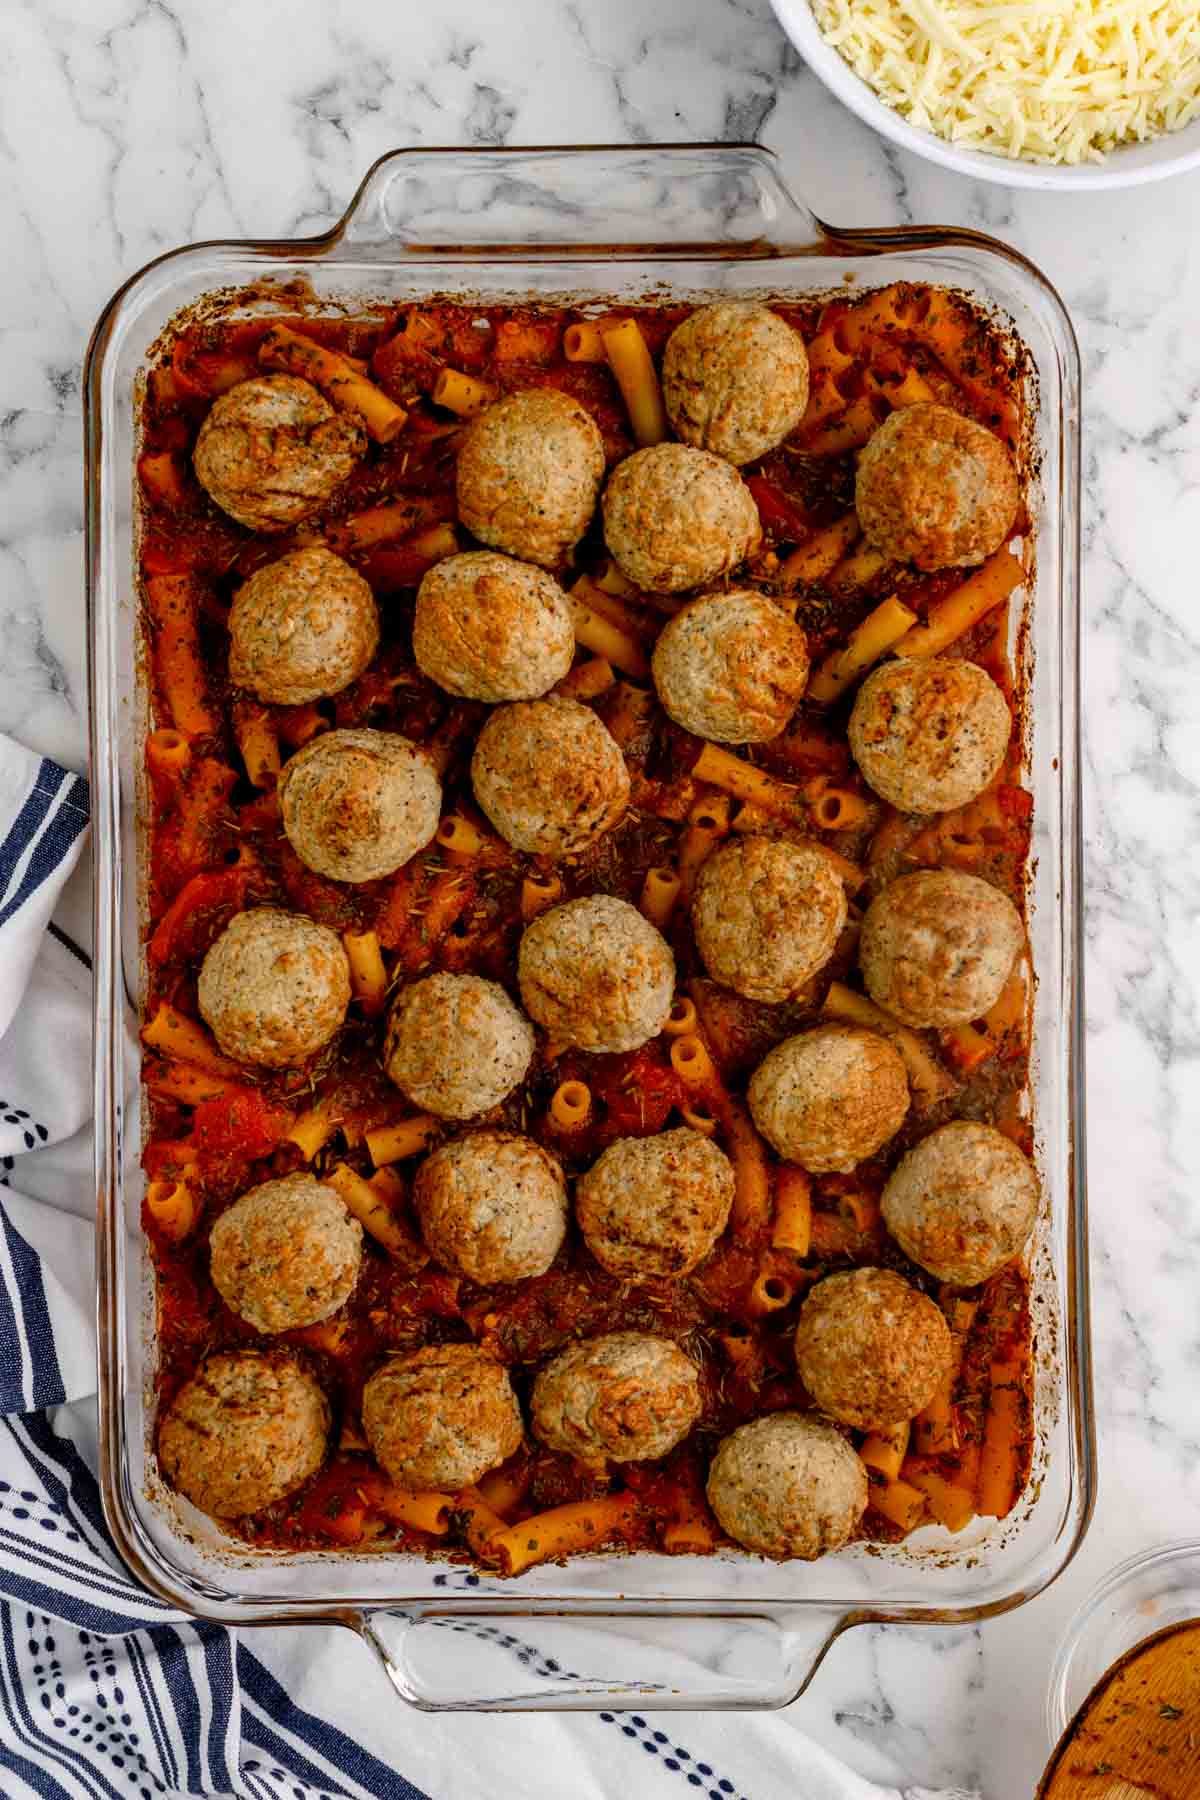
[809,0,1200,164]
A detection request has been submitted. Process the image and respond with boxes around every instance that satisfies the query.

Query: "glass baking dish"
[84,144,1091,1712]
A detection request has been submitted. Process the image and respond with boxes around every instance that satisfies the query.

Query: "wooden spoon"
[1040,1620,1200,1798]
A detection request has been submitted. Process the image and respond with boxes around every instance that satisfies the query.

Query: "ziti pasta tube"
[600,318,669,447]
[259,323,407,442]
[807,595,919,705]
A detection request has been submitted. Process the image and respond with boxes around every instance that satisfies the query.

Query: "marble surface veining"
[4,1,1200,1794]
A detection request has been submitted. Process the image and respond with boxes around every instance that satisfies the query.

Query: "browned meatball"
[794,1268,953,1431]
[848,657,1011,814]
[198,907,350,1069]
[706,1413,867,1559]
[748,1025,910,1173]
[278,728,442,883]
[229,547,380,705]
[602,444,762,594]
[413,1131,567,1283]
[651,590,810,743]
[531,1333,702,1466]
[361,1344,523,1489]
[383,973,535,1120]
[413,551,575,701]
[158,1349,330,1518]
[855,404,1019,571]
[859,870,1024,1029]
[692,836,847,1002]
[456,390,605,567]
[882,1121,1040,1287]
[576,1127,734,1280]
[470,697,630,857]
[208,1174,362,1333]
[192,374,365,533]
[662,302,810,466]
[517,896,674,1053]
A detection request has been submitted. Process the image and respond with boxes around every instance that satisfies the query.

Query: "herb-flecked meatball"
[859,870,1024,1029]
[706,1412,867,1560]
[576,1127,734,1280]
[228,547,380,705]
[882,1120,1039,1287]
[692,836,847,1002]
[470,697,630,857]
[209,1174,362,1334]
[848,657,1011,814]
[198,907,351,1069]
[158,1349,331,1518]
[414,1130,567,1283]
[517,896,675,1054]
[748,1025,910,1174]
[531,1332,702,1466]
[794,1268,953,1431]
[456,389,605,568]
[651,589,810,743]
[662,302,810,466]
[279,728,442,883]
[602,444,762,594]
[192,374,365,533]
[856,404,1019,571]
[362,1344,523,1490]
[383,973,535,1120]
[413,551,575,701]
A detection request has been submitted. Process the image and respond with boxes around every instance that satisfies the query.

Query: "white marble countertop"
[5,1,1200,1794]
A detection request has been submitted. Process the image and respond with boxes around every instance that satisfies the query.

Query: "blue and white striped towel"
[0,733,976,1800]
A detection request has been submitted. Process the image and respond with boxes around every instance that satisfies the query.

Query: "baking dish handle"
[355,1605,850,1711]
[332,144,820,253]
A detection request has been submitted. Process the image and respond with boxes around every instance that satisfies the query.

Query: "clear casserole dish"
[85,143,1091,1712]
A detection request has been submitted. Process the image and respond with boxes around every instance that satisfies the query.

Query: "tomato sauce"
[137,285,1035,1562]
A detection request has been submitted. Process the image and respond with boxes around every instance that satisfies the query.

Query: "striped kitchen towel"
[0,732,976,1800]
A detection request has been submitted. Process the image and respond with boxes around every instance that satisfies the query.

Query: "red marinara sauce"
[136,286,1036,1565]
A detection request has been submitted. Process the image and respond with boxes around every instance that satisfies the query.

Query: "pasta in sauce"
[137,282,1036,1572]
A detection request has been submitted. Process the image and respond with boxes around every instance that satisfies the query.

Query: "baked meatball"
[158,1349,330,1518]
[856,404,1019,571]
[794,1268,953,1431]
[651,590,810,744]
[602,444,762,594]
[882,1120,1039,1287]
[470,697,630,857]
[748,1025,909,1173]
[198,907,350,1069]
[576,1128,734,1280]
[413,551,575,702]
[279,728,441,884]
[849,657,1011,814]
[361,1344,522,1490]
[383,972,534,1120]
[860,870,1024,1029]
[456,389,605,568]
[414,1130,567,1283]
[531,1332,702,1467]
[662,302,810,466]
[229,547,380,705]
[209,1174,362,1334]
[692,836,847,1003]
[518,896,674,1054]
[706,1412,867,1560]
[192,374,365,534]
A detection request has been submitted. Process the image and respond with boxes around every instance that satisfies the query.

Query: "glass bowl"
[1046,1541,1200,1741]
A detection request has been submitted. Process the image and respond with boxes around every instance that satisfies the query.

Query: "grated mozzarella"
[809,0,1200,164]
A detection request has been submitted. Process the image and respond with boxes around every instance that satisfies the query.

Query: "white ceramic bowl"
[771,0,1200,191]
